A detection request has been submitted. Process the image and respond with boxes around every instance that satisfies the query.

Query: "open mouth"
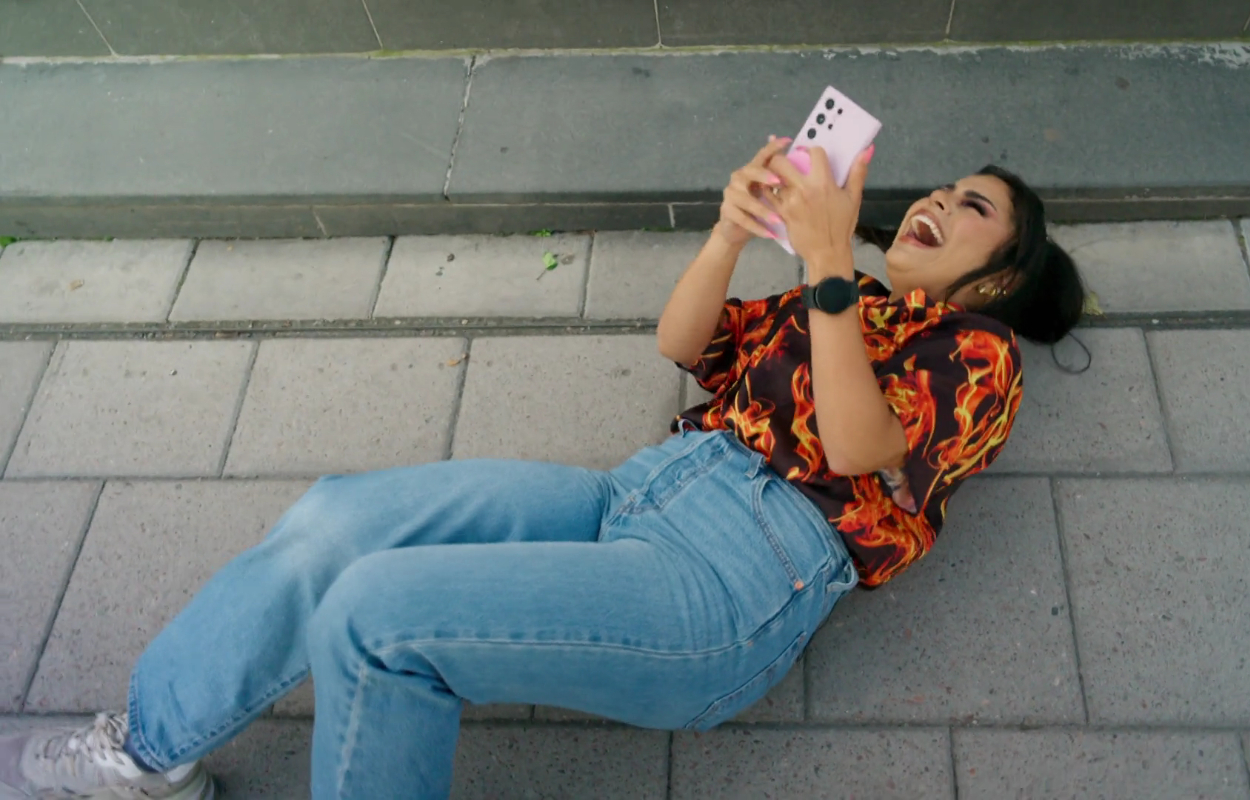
[900,213,944,248]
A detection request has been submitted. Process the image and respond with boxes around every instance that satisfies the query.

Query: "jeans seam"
[336,659,370,797]
[372,634,746,661]
[751,476,804,587]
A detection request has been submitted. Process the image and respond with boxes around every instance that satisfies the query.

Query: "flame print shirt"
[673,273,1023,587]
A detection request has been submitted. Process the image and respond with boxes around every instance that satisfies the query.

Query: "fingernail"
[769,214,782,224]
[862,143,876,164]
[766,175,782,185]
[765,232,778,239]
[768,134,776,141]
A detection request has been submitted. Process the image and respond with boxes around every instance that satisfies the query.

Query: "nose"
[928,187,950,212]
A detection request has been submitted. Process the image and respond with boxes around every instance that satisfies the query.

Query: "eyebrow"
[942,184,998,212]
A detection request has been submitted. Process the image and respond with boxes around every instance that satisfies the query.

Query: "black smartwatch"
[801,277,860,315]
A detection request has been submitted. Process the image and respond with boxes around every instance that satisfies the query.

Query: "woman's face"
[885,174,1016,304]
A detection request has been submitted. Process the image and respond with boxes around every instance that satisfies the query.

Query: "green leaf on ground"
[1083,291,1104,317]
[530,229,554,237]
[542,251,559,270]
[0,237,17,247]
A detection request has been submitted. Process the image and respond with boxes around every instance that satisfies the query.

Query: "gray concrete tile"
[450,49,1250,204]
[7,341,253,479]
[1056,478,1250,725]
[25,480,309,712]
[0,482,99,711]
[0,0,109,57]
[375,235,589,318]
[452,725,668,800]
[1,58,465,203]
[461,703,533,721]
[585,232,799,320]
[683,374,714,410]
[170,238,388,322]
[315,201,672,238]
[954,729,1250,800]
[204,719,312,799]
[671,728,952,799]
[453,336,679,469]
[1051,221,1250,313]
[0,342,52,472]
[1148,330,1250,472]
[0,240,191,323]
[991,328,1172,474]
[369,0,657,48]
[0,204,324,241]
[807,478,1083,725]
[225,338,465,476]
[951,0,1248,40]
[78,0,377,55]
[660,0,948,44]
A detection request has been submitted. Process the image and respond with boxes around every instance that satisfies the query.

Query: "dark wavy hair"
[857,165,1086,345]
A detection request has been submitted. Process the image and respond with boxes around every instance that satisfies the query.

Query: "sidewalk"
[2,222,1250,798]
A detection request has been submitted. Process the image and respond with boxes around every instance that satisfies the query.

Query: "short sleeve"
[679,294,777,394]
[875,326,1022,515]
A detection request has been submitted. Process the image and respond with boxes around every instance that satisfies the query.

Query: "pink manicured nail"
[769,214,782,224]
[862,143,876,164]
[766,175,782,185]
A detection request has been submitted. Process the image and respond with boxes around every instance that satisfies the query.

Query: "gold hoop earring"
[977,284,1002,298]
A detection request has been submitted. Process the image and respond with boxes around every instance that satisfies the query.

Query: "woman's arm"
[656,226,745,366]
[658,136,792,366]
[770,145,907,476]
[805,250,908,476]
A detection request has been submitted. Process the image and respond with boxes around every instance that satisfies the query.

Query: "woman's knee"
[306,552,399,661]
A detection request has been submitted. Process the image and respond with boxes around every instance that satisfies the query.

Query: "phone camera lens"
[825,99,835,110]
[837,108,844,115]
[816,113,826,124]
[806,128,817,139]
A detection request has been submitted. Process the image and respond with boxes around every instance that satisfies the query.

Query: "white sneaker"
[0,712,214,799]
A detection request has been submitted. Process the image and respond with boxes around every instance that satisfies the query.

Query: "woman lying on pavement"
[2,135,1085,799]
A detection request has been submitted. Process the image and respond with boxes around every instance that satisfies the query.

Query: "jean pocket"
[683,630,806,732]
[751,474,834,592]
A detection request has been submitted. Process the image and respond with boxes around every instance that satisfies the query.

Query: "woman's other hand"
[713,136,792,247]
[769,144,874,280]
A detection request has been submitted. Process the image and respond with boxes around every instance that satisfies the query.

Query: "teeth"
[913,214,944,245]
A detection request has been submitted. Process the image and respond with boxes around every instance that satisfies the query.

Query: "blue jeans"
[125,429,858,799]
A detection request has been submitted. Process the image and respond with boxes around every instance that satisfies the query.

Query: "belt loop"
[676,418,695,436]
[744,449,766,479]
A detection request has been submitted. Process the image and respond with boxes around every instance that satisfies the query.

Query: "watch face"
[816,279,857,311]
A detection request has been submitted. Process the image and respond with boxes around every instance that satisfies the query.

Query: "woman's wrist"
[805,245,856,283]
[711,220,752,250]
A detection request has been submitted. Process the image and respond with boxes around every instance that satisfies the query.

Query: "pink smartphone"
[765,86,882,254]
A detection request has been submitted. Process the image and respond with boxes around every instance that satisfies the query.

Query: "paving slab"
[585,232,799,319]
[670,728,952,799]
[0,481,99,711]
[7,341,253,479]
[225,338,466,476]
[1056,478,1250,725]
[0,0,109,57]
[0,342,52,472]
[0,240,191,323]
[368,0,657,49]
[77,0,377,55]
[991,328,1172,474]
[204,718,313,799]
[169,238,388,322]
[452,725,669,800]
[951,0,1248,40]
[806,478,1083,725]
[658,0,948,45]
[1148,330,1250,472]
[0,58,466,203]
[453,336,680,469]
[376,234,589,318]
[451,47,1250,205]
[315,201,673,239]
[1051,221,1250,314]
[25,480,310,712]
[954,729,1250,800]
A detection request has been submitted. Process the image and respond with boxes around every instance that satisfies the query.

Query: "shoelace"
[37,712,132,771]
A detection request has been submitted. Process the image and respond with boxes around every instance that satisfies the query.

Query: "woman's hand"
[713,136,792,247]
[768,144,874,280]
